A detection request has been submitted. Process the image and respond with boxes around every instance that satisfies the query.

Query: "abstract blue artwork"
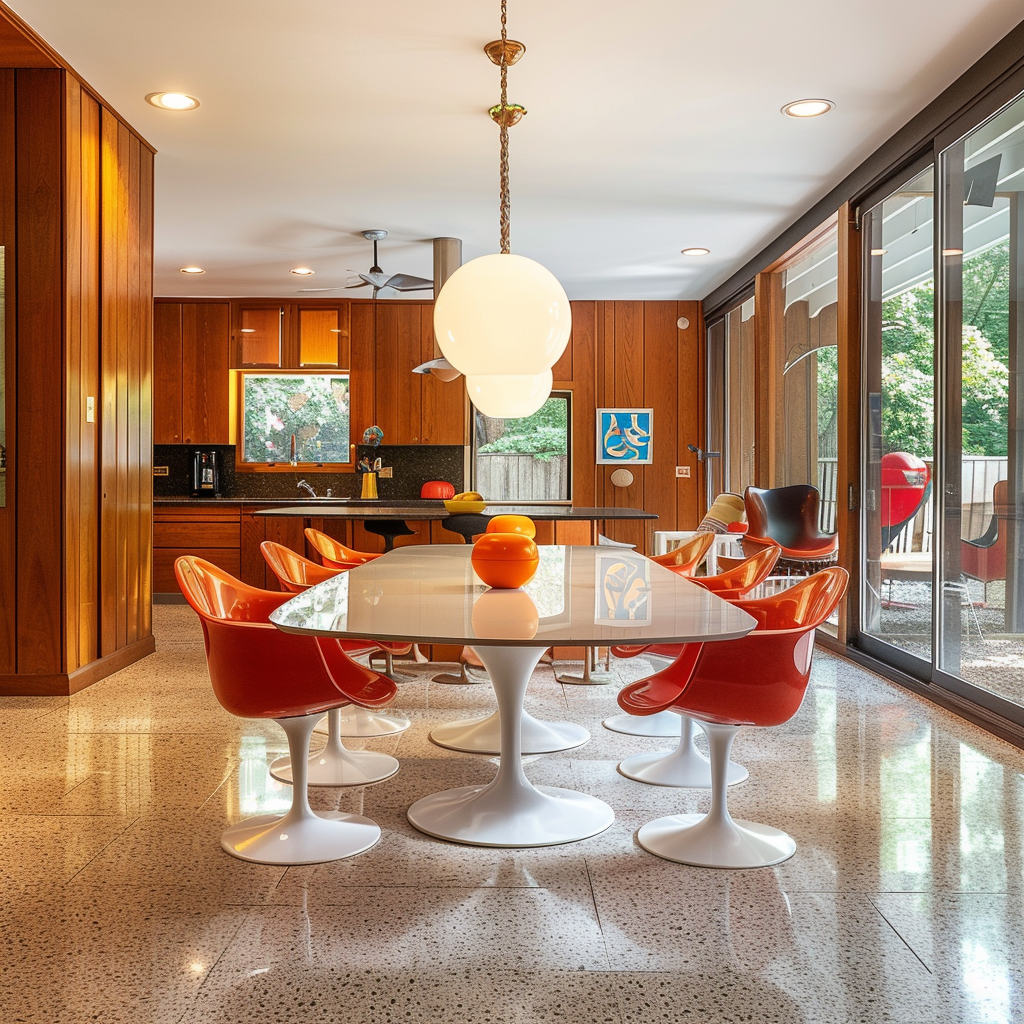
[596,408,653,464]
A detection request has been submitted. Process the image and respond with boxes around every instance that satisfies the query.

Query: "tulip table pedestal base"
[409,645,613,847]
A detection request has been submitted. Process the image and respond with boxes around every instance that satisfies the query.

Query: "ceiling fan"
[347,230,433,298]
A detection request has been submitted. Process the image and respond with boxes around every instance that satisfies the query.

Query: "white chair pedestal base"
[430,707,589,755]
[618,716,748,788]
[603,709,681,737]
[636,722,795,869]
[271,707,399,786]
[315,707,411,738]
[409,646,613,847]
[223,714,381,865]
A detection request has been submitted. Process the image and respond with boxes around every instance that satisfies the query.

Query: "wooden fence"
[476,454,568,501]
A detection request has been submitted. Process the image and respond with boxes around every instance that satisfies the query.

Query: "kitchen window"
[471,392,571,503]
[239,372,351,466]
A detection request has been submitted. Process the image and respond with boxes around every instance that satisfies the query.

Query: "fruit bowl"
[444,499,488,514]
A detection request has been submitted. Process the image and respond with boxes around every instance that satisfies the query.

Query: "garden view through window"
[241,373,350,464]
[473,393,570,502]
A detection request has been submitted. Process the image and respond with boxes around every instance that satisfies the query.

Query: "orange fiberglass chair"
[304,527,380,569]
[742,485,838,574]
[175,556,401,865]
[650,531,716,575]
[618,566,849,868]
[260,541,412,743]
[604,544,782,750]
[304,527,417,682]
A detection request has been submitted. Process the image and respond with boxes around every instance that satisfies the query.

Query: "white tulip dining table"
[269,544,755,848]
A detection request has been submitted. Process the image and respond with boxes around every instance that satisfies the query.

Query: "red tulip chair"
[261,540,412,745]
[650,532,716,575]
[304,527,418,682]
[619,567,849,868]
[176,556,400,864]
[603,545,783,775]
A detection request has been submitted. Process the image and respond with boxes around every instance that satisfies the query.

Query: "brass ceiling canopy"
[483,39,526,65]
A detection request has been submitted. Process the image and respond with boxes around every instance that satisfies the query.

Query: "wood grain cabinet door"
[182,303,230,444]
[153,303,183,443]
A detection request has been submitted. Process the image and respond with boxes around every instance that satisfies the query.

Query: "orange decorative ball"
[471,589,539,639]
[485,514,537,540]
[471,532,540,589]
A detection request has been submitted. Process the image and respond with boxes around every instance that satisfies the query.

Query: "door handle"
[687,444,721,462]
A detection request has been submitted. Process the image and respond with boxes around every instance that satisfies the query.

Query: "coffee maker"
[190,450,219,497]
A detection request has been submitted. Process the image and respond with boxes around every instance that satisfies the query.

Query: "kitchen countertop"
[254,504,659,521]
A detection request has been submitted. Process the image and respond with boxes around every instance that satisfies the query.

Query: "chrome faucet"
[296,479,317,498]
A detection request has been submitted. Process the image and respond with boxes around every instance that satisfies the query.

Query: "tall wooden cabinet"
[153,301,229,444]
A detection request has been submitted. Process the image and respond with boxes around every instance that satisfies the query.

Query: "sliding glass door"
[860,167,936,671]
[935,92,1024,715]
[858,86,1024,724]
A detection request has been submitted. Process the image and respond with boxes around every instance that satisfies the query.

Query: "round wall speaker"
[677,316,690,330]
[610,468,634,488]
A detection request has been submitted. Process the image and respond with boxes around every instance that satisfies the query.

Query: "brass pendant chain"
[499,0,510,255]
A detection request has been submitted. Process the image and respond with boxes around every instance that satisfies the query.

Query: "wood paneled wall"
[558,300,704,550]
[0,65,155,694]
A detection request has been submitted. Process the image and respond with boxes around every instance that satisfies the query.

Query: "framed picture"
[596,408,653,465]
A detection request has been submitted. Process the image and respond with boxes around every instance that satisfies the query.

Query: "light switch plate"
[675,466,690,478]
[86,396,95,423]
[379,466,393,478]
[153,466,169,477]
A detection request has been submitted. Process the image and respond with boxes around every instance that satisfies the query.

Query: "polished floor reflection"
[2,606,1023,1022]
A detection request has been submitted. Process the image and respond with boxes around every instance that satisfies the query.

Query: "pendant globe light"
[433,0,571,418]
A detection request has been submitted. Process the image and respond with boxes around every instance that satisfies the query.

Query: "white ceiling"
[8,0,1024,300]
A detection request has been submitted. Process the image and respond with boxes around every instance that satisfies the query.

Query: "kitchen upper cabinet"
[153,304,184,443]
[374,302,466,445]
[153,301,230,444]
[229,302,351,369]
[182,304,230,443]
[232,304,284,367]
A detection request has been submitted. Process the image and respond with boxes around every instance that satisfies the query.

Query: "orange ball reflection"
[471,588,540,640]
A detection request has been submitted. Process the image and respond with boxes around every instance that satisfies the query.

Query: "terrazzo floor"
[3,605,1024,1023]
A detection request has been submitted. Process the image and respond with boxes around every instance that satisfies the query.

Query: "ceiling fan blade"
[345,280,370,289]
[385,273,434,292]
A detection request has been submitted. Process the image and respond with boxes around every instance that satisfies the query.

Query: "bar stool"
[175,556,397,864]
[433,513,492,684]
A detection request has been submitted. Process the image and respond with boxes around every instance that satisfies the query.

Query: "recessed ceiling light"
[290,267,315,276]
[681,247,711,257]
[781,98,834,118]
[179,266,205,274]
[942,248,964,256]
[870,249,888,256]
[146,92,200,110]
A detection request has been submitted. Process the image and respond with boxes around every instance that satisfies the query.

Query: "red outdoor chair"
[618,567,849,868]
[176,556,399,865]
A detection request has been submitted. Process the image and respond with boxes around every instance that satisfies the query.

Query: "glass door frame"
[856,154,938,681]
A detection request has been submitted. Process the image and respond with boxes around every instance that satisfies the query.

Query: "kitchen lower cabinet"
[153,506,241,593]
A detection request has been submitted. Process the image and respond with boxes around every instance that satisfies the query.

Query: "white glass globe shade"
[434,254,571,376]
[465,369,553,419]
